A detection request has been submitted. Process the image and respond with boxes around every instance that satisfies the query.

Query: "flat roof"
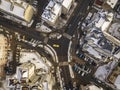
[89,85,103,90]
[106,0,118,8]
[0,0,35,22]
[114,75,120,89]
[42,1,62,24]
[0,34,7,65]
[62,0,73,9]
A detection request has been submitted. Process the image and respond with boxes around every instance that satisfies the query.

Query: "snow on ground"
[19,51,49,72]
[95,61,117,81]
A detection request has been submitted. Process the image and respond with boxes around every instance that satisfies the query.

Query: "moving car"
[53,44,60,47]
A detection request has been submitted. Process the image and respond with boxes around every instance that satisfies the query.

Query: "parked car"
[53,44,60,48]
[76,52,85,60]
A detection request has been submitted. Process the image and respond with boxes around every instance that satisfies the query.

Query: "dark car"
[76,52,85,60]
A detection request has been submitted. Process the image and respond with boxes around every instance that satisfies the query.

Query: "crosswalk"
[59,62,70,66]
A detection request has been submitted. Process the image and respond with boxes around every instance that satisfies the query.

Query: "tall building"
[0,0,36,27]
[108,62,120,90]
[16,62,35,83]
[41,1,62,25]
[55,0,73,14]
[94,0,118,9]
[7,62,55,90]
[0,34,8,79]
[41,0,74,25]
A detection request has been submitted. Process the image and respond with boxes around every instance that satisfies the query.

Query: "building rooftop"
[41,1,62,25]
[19,50,50,71]
[0,34,8,78]
[94,11,113,31]
[62,0,73,9]
[95,60,116,81]
[85,28,114,54]
[88,85,103,90]
[94,0,118,9]
[83,44,103,60]
[108,62,120,89]
[0,34,7,62]
[7,49,54,89]
[114,75,120,89]
[0,0,35,22]
[108,22,120,41]
[16,62,35,82]
[106,0,118,8]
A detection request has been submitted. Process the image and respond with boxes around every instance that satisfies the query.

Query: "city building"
[87,10,120,46]
[0,0,36,27]
[94,0,118,9]
[19,49,51,71]
[103,22,120,46]
[7,62,36,89]
[7,62,55,90]
[41,0,74,25]
[16,62,35,83]
[7,49,55,89]
[87,85,103,90]
[92,11,120,46]
[56,0,74,14]
[94,0,104,7]
[94,60,117,81]
[61,0,73,14]
[83,28,115,62]
[17,62,54,90]
[105,0,118,9]
[0,34,8,79]
[95,11,113,31]
[41,1,62,25]
[108,62,120,89]
[81,84,103,90]
[87,11,113,30]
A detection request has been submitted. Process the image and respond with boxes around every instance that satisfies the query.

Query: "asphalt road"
[48,0,95,89]
[0,0,96,89]
[65,0,95,36]
[0,17,45,42]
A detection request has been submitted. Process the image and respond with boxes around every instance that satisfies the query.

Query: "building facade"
[0,0,36,27]
[41,0,74,25]
[0,34,8,79]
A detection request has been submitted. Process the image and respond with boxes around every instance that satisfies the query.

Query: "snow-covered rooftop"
[42,1,62,25]
[88,85,103,90]
[19,50,49,72]
[83,44,102,60]
[94,11,113,31]
[0,0,35,22]
[108,23,120,41]
[55,0,73,10]
[85,28,113,53]
[114,51,120,59]
[106,0,118,8]
[62,0,73,10]
[0,34,7,63]
[95,61,116,81]
[0,34,8,78]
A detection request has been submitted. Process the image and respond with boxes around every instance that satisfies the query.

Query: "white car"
[81,72,85,76]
